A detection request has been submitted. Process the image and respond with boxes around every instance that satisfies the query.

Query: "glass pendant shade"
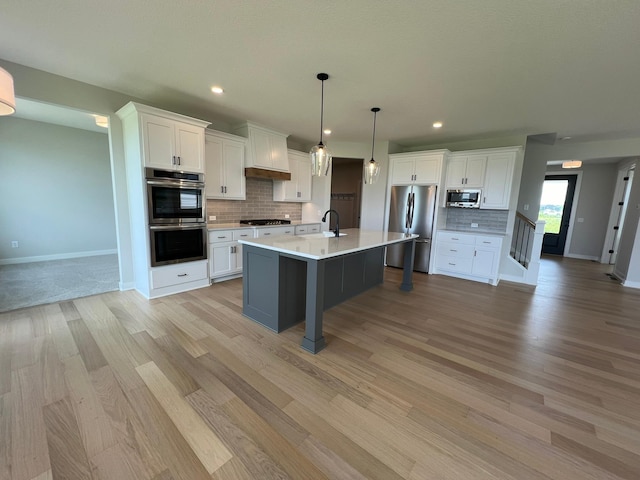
[364,107,381,184]
[0,67,16,115]
[311,73,331,176]
[364,158,380,184]
[310,142,332,176]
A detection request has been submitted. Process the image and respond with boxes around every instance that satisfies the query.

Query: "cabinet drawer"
[436,243,475,259]
[295,224,320,235]
[437,232,475,245]
[151,261,208,289]
[436,255,473,274]
[475,235,502,247]
[209,230,234,243]
[256,226,294,237]
[233,229,253,241]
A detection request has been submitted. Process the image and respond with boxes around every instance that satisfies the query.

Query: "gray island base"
[239,229,417,353]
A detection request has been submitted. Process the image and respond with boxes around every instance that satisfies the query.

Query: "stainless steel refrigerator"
[386,185,437,273]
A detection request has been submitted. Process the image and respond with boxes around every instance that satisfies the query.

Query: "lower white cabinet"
[294,224,320,235]
[256,225,295,238]
[150,260,209,291]
[434,231,502,285]
[209,229,252,282]
[208,224,320,282]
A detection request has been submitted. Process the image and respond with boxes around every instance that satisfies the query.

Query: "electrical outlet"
[11,241,18,248]
[471,223,478,228]
[524,204,529,211]
[209,215,216,221]
[284,214,290,219]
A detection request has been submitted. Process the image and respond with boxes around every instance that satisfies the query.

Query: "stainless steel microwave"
[446,189,481,208]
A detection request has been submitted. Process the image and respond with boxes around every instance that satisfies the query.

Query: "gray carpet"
[0,254,119,313]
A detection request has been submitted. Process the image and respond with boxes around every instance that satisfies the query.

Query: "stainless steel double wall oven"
[146,168,207,266]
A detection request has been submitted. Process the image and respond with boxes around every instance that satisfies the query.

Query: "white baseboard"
[0,249,117,265]
[622,280,640,289]
[119,281,136,291]
[564,253,600,261]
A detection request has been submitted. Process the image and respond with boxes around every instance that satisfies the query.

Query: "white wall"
[0,117,116,262]
[546,163,617,260]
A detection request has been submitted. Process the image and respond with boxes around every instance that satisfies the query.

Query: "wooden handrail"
[516,211,536,229]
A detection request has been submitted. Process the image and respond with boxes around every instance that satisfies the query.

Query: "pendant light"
[0,67,16,115]
[310,73,332,176]
[364,107,381,184]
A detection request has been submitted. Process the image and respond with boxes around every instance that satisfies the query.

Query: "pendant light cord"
[370,109,377,160]
[320,79,325,145]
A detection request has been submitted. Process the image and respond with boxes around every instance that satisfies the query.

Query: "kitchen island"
[238,229,417,353]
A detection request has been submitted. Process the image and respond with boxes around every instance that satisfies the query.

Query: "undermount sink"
[303,232,348,238]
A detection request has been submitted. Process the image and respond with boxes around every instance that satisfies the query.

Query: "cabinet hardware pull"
[448,262,456,266]
[221,186,224,193]
[264,233,270,235]
[177,273,188,277]
[218,236,226,239]
[177,156,181,165]
[452,237,459,240]
[172,155,176,165]
[483,241,491,244]
[450,249,457,252]
[224,186,227,193]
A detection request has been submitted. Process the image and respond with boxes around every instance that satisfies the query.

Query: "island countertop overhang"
[238,229,418,260]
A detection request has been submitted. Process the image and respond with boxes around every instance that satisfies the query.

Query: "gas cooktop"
[239,219,292,226]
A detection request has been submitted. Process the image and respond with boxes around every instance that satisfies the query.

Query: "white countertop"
[238,229,418,260]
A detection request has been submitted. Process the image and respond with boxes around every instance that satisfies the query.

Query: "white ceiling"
[1,1,640,148]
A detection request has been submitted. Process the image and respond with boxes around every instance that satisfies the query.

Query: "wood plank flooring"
[2,256,640,479]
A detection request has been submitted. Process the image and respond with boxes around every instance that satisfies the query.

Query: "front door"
[540,175,577,255]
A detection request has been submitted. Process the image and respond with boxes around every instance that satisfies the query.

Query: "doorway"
[539,174,577,255]
[330,157,363,229]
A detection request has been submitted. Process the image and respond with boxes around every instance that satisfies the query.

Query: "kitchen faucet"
[321,209,340,237]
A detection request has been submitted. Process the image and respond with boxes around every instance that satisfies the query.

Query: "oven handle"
[149,224,206,231]
[146,180,205,188]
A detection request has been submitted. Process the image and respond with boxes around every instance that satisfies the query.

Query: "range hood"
[244,167,291,181]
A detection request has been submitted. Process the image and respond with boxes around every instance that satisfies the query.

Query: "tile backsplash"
[444,208,508,233]
[206,177,302,224]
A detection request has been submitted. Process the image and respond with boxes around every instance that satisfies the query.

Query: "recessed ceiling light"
[323,129,331,135]
[560,136,571,141]
[433,121,443,129]
[211,86,224,95]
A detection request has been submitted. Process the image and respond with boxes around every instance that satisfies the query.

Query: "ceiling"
[1,1,640,148]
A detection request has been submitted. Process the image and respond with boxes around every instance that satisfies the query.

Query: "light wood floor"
[2,256,640,479]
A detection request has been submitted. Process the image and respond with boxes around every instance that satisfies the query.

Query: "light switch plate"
[471,223,479,228]
[209,215,216,221]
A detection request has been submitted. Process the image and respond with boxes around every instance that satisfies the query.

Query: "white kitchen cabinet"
[434,231,502,285]
[480,151,516,210]
[445,154,487,188]
[273,150,312,202]
[209,229,252,281]
[256,225,295,238]
[116,102,211,299]
[141,112,207,172]
[150,260,209,290]
[389,151,445,185]
[234,122,289,172]
[294,224,320,235]
[205,131,246,200]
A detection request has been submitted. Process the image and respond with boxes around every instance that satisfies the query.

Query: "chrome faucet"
[321,209,340,237]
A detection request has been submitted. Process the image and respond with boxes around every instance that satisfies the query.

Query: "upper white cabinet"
[444,147,519,210]
[118,103,209,173]
[273,149,312,202]
[389,151,445,185]
[481,152,516,209]
[205,131,246,200]
[234,122,289,172]
[445,154,487,188]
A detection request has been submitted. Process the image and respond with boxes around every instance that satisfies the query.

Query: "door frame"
[543,170,583,256]
[600,162,636,263]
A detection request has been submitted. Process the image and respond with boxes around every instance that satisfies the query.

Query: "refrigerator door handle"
[405,193,412,230]
[408,193,415,229]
